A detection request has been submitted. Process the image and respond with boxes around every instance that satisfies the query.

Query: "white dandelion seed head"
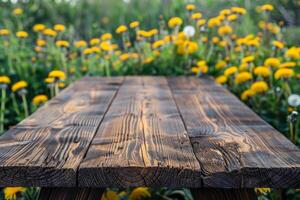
[183,25,196,38]
[288,94,300,107]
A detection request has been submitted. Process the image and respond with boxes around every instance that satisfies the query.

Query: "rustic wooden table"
[0,76,299,200]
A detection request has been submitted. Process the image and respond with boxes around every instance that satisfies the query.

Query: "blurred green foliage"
[0,0,299,42]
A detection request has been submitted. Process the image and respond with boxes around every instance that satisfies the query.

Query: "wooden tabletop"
[0,76,299,188]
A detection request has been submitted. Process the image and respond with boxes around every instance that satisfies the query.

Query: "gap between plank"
[75,77,125,187]
[166,77,204,186]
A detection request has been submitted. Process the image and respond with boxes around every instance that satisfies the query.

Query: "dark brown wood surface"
[168,77,300,188]
[79,77,201,187]
[0,76,299,188]
[0,77,123,187]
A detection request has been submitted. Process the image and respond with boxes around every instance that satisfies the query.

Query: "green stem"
[54,83,59,96]
[12,93,20,116]
[294,119,299,144]
[50,85,54,98]
[0,88,6,134]
[21,93,29,117]
[105,60,111,77]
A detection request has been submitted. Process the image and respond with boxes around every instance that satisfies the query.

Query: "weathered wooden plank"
[168,76,300,188]
[38,188,104,200]
[79,76,201,187]
[191,189,256,200]
[0,77,123,187]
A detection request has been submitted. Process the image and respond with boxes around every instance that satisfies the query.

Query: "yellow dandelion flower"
[254,66,271,77]
[250,81,269,94]
[216,75,227,84]
[48,70,66,80]
[74,40,87,48]
[197,60,206,67]
[218,25,233,36]
[129,21,140,29]
[54,24,65,32]
[91,46,100,53]
[241,89,254,101]
[235,72,252,84]
[186,4,196,11]
[219,40,229,47]
[242,56,255,63]
[197,19,206,27]
[212,37,220,44]
[260,4,274,12]
[216,60,226,70]
[90,38,100,46]
[33,95,48,105]
[0,76,11,85]
[33,24,45,32]
[168,17,183,28]
[208,17,221,28]
[56,40,69,47]
[101,190,119,200]
[255,188,271,194]
[116,25,128,34]
[143,57,154,64]
[217,14,226,22]
[149,29,158,36]
[177,41,198,55]
[191,12,202,20]
[152,40,165,49]
[12,8,23,15]
[246,38,260,47]
[100,41,112,51]
[279,62,296,68]
[120,53,130,61]
[16,31,28,38]
[4,187,26,200]
[220,9,231,16]
[227,14,238,22]
[264,57,281,68]
[274,68,294,79]
[192,65,208,75]
[83,48,93,55]
[0,29,10,36]
[101,33,112,41]
[272,41,284,49]
[43,28,57,37]
[12,81,28,92]
[231,7,247,15]
[137,30,151,38]
[45,77,54,84]
[224,66,238,76]
[239,63,249,72]
[36,39,46,47]
[285,47,300,59]
[128,187,151,200]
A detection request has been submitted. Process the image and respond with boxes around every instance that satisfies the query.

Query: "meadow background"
[0,0,300,199]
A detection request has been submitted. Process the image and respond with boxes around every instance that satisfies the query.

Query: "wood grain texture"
[168,76,300,188]
[38,188,104,200]
[79,76,201,187]
[0,77,123,187]
[191,189,256,200]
